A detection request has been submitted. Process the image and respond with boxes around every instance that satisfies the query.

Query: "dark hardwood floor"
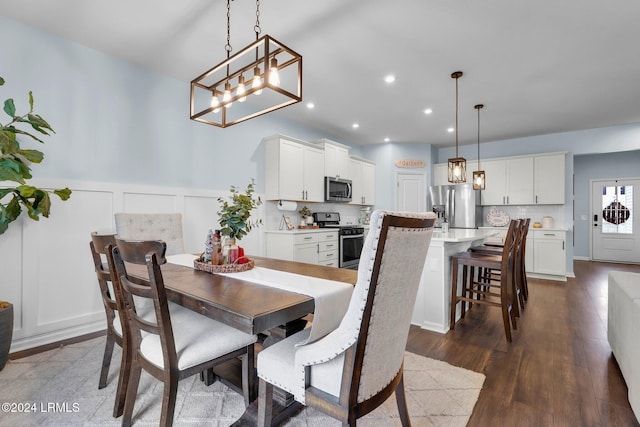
[406,260,640,426]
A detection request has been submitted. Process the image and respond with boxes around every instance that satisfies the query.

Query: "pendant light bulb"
[252,66,263,95]
[269,57,280,86]
[237,75,246,102]
[210,91,221,113]
[222,82,233,108]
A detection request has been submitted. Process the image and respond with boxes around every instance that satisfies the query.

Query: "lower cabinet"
[265,230,339,266]
[480,227,566,278]
[532,230,566,276]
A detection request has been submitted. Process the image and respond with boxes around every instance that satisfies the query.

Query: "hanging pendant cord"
[477,106,481,168]
[455,76,459,157]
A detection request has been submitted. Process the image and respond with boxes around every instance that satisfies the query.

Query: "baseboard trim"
[9,322,106,357]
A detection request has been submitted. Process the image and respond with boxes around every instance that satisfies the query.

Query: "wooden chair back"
[90,232,119,326]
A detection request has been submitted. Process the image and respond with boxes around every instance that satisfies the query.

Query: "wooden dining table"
[142,255,358,425]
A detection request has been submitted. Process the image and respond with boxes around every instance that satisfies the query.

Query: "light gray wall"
[573,150,640,258]
[0,16,349,194]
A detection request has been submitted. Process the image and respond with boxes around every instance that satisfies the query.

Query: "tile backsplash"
[265,201,366,230]
[481,205,566,228]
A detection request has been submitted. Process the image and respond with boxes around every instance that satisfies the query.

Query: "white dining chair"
[256,210,436,426]
[114,213,185,256]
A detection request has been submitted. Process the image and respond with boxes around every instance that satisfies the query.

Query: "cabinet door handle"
[503,196,505,204]
[563,241,565,250]
[536,195,538,204]
[303,236,313,240]
[326,244,334,248]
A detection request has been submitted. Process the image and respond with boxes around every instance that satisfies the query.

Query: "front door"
[591,179,640,263]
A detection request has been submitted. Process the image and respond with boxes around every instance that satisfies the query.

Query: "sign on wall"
[394,159,426,168]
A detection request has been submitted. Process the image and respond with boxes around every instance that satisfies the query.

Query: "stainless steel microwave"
[325,177,352,202]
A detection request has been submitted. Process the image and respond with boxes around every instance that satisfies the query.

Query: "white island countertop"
[431,228,498,243]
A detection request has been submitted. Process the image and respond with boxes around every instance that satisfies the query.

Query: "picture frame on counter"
[280,214,294,230]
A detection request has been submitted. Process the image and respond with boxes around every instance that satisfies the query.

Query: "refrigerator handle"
[449,187,455,225]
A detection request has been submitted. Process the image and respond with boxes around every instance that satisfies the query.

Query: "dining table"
[131,255,358,426]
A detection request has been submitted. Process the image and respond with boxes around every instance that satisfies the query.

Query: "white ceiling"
[3,0,640,147]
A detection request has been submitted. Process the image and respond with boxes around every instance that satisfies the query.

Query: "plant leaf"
[28,91,34,112]
[0,76,5,86]
[3,99,16,118]
[19,149,44,163]
[54,188,72,200]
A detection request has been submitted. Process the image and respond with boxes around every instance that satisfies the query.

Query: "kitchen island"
[412,228,498,333]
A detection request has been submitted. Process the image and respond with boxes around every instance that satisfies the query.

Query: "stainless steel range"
[313,212,364,270]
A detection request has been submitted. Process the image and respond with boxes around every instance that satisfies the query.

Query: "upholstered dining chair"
[450,219,520,342]
[114,213,185,256]
[90,232,128,417]
[108,237,257,427]
[256,210,437,427]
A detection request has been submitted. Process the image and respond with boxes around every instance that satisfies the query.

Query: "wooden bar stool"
[450,219,520,342]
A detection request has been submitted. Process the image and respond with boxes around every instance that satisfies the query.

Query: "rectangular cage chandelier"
[190,35,302,128]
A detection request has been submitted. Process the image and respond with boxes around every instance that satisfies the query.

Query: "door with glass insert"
[591,179,639,263]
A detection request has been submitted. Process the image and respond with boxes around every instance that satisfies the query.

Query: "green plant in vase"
[217,179,263,263]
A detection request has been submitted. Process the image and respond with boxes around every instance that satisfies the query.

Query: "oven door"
[340,233,364,269]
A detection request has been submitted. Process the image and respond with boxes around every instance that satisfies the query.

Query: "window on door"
[601,185,633,234]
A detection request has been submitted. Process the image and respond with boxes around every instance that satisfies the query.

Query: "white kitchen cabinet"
[532,230,566,276]
[481,157,533,205]
[264,135,324,202]
[534,153,565,204]
[314,139,351,179]
[480,159,506,205]
[479,227,565,278]
[350,157,375,205]
[265,230,339,266]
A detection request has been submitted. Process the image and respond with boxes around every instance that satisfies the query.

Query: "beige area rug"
[0,337,484,426]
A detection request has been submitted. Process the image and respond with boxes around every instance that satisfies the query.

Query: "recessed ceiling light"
[447,127,455,133]
[424,108,433,115]
[306,102,315,109]
[384,74,396,84]
[352,123,360,129]
[384,137,390,142]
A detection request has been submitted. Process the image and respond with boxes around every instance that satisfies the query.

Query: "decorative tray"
[193,255,254,273]
[486,208,510,227]
[298,225,319,229]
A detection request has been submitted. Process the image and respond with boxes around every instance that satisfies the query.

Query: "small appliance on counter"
[542,216,554,228]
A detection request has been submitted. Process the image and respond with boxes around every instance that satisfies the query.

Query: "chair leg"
[122,362,142,427]
[257,378,273,427]
[200,368,215,386]
[460,265,468,318]
[159,375,179,427]
[395,370,411,427]
[501,305,512,342]
[242,344,256,406]
[99,333,115,389]
[113,337,132,418]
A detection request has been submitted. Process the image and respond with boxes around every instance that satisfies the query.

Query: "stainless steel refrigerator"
[427,184,482,229]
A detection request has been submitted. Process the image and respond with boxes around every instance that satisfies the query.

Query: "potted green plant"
[0,76,72,370]
[217,179,263,261]
[299,205,313,225]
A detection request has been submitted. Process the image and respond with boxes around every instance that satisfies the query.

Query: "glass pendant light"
[472,104,486,190]
[268,57,280,86]
[222,81,233,107]
[252,66,263,95]
[210,91,221,113]
[448,71,467,183]
[237,75,246,102]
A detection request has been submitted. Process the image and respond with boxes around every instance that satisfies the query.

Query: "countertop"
[265,228,339,235]
[479,226,569,232]
[431,228,498,243]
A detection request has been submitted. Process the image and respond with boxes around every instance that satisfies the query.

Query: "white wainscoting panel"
[2,179,265,353]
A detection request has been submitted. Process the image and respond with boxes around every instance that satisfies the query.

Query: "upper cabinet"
[264,135,324,202]
[350,157,376,205]
[313,139,351,179]
[534,153,565,204]
[434,152,566,206]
